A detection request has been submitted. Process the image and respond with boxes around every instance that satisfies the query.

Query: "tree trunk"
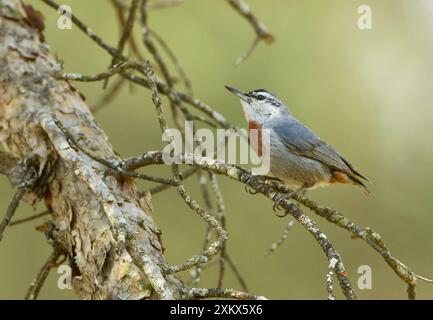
[0,0,180,299]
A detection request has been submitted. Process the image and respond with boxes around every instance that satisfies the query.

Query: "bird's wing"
[272,117,368,181]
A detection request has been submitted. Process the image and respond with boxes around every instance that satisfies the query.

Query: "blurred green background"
[1,0,433,299]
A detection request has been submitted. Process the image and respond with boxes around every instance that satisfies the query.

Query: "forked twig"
[226,0,274,65]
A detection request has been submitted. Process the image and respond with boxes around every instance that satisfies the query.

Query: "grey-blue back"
[265,114,367,189]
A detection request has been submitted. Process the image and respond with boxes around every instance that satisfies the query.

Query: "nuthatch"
[225,86,370,210]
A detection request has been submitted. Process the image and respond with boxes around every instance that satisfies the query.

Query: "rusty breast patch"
[248,121,263,157]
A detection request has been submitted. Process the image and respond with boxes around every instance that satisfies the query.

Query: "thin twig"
[226,0,274,65]
[123,72,236,130]
[164,181,228,274]
[52,116,176,186]
[139,7,228,280]
[104,0,139,88]
[41,0,119,56]
[110,0,145,62]
[56,60,138,82]
[25,251,60,300]
[147,0,183,10]
[140,0,185,131]
[138,60,228,274]
[0,164,38,242]
[265,220,294,256]
[224,252,249,292]
[149,29,193,96]
[235,37,259,66]
[209,173,226,289]
[9,210,50,226]
[112,0,184,11]
[91,76,126,113]
[226,0,275,43]
[146,167,199,195]
[189,171,213,285]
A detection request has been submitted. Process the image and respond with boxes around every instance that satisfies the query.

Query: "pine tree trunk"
[0,0,180,299]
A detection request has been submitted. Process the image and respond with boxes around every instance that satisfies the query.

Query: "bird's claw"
[245,186,259,194]
[272,188,304,217]
[244,175,282,194]
[244,181,259,194]
[243,175,262,194]
[244,179,258,194]
[272,194,285,212]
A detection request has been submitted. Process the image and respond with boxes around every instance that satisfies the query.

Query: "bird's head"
[225,86,288,123]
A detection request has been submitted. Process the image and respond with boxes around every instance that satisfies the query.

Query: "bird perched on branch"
[225,86,370,210]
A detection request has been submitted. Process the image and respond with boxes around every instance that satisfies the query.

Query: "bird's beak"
[224,85,250,103]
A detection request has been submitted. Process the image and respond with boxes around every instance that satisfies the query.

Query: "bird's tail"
[349,175,372,196]
[331,171,372,195]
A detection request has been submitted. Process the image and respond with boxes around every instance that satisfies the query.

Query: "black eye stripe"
[247,89,282,107]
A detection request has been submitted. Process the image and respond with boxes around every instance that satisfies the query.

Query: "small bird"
[225,86,370,209]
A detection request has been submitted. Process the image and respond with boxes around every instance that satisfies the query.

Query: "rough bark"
[0,0,180,299]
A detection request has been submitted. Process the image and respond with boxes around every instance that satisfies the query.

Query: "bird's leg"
[244,175,282,194]
[244,175,260,194]
[273,186,306,215]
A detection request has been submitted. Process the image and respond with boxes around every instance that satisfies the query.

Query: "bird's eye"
[256,94,266,101]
